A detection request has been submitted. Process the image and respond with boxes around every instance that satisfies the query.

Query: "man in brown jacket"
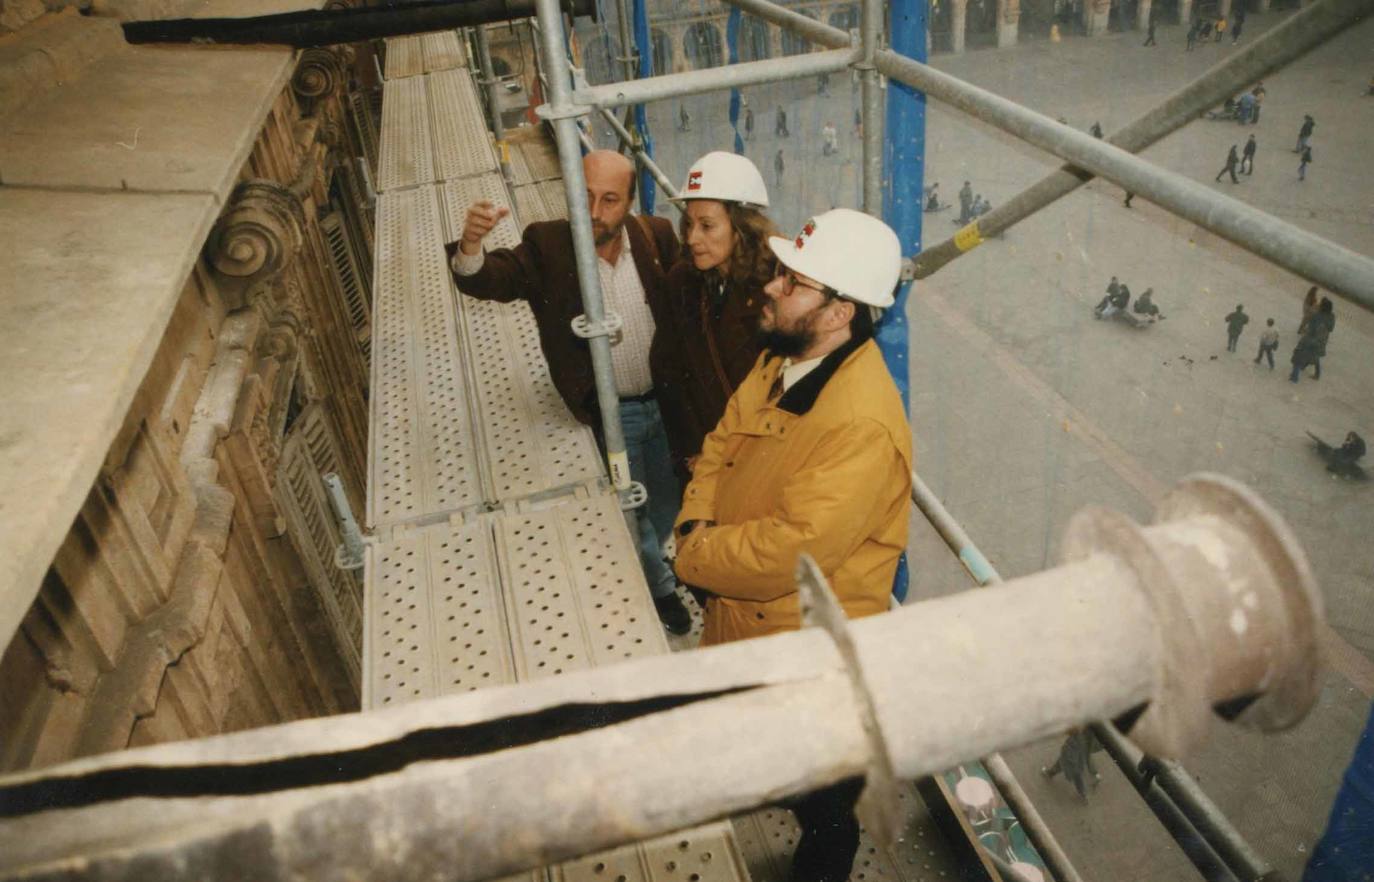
[446,150,692,634]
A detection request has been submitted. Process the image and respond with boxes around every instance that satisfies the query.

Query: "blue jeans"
[619,398,682,598]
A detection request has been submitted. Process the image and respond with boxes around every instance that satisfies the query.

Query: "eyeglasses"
[771,260,834,299]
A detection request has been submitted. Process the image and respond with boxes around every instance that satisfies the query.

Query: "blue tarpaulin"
[631,0,656,214]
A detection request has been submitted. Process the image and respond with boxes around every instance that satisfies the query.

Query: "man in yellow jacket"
[674,208,913,882]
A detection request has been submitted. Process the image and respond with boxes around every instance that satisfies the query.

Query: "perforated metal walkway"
[366,32,964,882]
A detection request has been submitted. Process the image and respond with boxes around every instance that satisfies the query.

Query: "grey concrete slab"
[0,43,292,200]
[0,187,217,650]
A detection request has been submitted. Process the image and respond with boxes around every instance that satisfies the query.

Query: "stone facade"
[0,17,378,770]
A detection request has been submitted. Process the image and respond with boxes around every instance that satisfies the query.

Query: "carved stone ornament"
[207,181,305,281]
[293,47,348,101]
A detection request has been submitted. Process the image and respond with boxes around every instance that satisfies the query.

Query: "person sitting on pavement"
[1332,432,1367,473]
[1133,287,1162,320]
[1095,276,1122,318]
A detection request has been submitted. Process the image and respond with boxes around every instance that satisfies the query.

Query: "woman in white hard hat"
[657,151,778,476]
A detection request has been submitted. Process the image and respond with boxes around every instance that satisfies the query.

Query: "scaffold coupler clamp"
[795,553,903,849]
[570,311,624,340]
[1059,473,1323,760]
[616,480,648,512]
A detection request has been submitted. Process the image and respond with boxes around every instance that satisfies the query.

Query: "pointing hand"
[460,200,510,255]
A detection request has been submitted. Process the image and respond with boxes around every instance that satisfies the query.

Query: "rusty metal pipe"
[0,477,1320,882]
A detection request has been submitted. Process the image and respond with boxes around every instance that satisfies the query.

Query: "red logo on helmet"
[795,219,817,249]
[687,170,704,191]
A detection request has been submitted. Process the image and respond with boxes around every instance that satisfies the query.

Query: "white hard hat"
[669,151,769,209]
[767,208,901,308]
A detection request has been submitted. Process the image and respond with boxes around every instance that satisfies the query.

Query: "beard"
[758,307,820,358]
[593,218,623,246]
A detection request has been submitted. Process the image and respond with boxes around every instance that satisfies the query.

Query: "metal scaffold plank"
[384,35,424,80]
[438,173,521,249]
[363,515,515,708]
[514,179,569,224]
[422,30,470,71]
[368,186,488,528]
[377,76,434,191]
[550,826,751,882]
[428,69,499,182]
[507,141,536,187]
[492,494,667,678]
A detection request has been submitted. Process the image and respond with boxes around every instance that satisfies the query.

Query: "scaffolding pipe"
[723,0,1374,311]
[597,106,681,203]
[571,47,860,109]
[909,473,1282,882]
[858,0,883,214]
[531,0,634,491]
[909,0,1372,292]
[0,476,1323,882]
[121,0,597,46]
[1095,725,1281,881]
[873,46,1374,310]
[904,475,1082,882]
[472,25,515,189]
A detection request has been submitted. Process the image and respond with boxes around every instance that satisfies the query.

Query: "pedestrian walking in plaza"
[774,148,785,187]
[1295,114,1315,152]
[1241,135,1257,174]
[1043,728,1104,802]
[1090,121,1104,139]
[678,103,691,132]
[1232,3,1247,43]
[744,106,754,140]
[1216,144,1241,183]
[817,72,830,96]
[958,180,974,223]
[1144,17,1157,45]
[1124,191,1135,207]
[1299,145,1313,181]
[1299,286,1319,334]
[1290,335,1320,383]
[1250,82,1265,123]
[1186,19,1198,50]
[1290,299,1334,382]
[821,121,838,157]
[775,105,789,138]
[1255,319,1279,369]
[446,151,693,635]
[1214,16,1226,42]
[1225,304,1249,351]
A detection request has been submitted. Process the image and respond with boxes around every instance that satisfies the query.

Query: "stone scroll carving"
[206,180,305,283]
[292,48,348,102]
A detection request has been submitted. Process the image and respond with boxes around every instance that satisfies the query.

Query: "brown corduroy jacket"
[657,261,766,461]
[444,216,691,444]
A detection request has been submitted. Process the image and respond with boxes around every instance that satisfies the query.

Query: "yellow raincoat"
[674,336,913,646]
